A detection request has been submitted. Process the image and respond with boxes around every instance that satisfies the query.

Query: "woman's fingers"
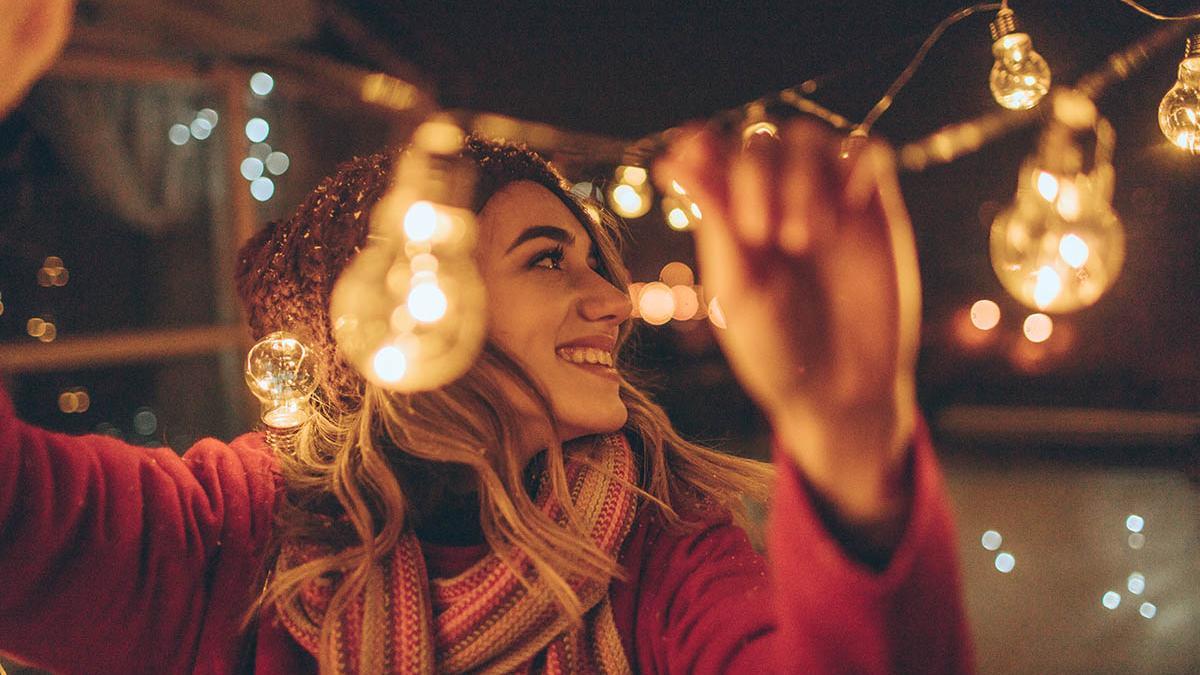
[780,120,840,256]
[729,131,782,249]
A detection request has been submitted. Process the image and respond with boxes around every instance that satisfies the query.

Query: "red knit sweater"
[0,387,971,673]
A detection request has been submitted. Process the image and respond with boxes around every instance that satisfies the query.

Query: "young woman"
[0,129,971,673]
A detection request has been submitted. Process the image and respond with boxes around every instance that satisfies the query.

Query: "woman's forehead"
[479,180,589,243]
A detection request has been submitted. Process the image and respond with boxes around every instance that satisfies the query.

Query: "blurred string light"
[250,71,275,97]
[994,551,1015,573]
[991,91,1124,313]
[168,108,219,145]
[244,331,319,450]
[1127,572,1146,595]
[1022,312,1053,343]
[1102,591,1122,610]
[1139,602,1157,618]
[37,256,68,287]
[970,299,1001,330]
[57,388,90,414]
[133,407,158,436]
[1128,532,1146,549]
[1126,513,1145,532]
[608,165,652,219]
[245,118,270,143]
[26,317,56,343]
[250,177,275,202]
[330,116,486,391]
[987,5,1051,110]
[981,529,1003,550]
[626,262,727,329]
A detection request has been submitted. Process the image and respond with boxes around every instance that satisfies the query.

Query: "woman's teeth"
[556,347,614,367]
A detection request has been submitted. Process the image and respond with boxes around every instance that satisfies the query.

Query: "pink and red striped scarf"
[275,433,638,674]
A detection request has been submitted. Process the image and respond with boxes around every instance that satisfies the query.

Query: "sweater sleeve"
[0,385,279,674]
[626,418,972,674]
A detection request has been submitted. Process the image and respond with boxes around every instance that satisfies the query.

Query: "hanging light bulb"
[244,332,319,449]
[1158,34,1200,154]
[990,90,1124,313]
[988,8,1051,110]
[329,116,487,391]
[607,165,653,219]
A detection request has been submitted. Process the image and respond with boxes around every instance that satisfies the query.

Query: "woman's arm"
[0,385,278,673]
[653,121,922,558]
[620,420,971,674]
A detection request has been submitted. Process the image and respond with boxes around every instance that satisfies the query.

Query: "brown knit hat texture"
[234,137,583,414]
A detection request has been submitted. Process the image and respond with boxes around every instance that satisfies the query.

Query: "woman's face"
[476,181,632,455]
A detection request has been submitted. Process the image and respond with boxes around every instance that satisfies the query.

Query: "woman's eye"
[530,247,565,270]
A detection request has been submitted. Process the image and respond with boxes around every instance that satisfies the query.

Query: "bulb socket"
[264,425,300,453]
[1186,33,1200,59]
[989,9,1018,42]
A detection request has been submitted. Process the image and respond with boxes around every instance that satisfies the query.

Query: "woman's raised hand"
[653,120,921,534]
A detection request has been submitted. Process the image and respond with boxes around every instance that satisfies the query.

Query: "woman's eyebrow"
[505,225,576,254]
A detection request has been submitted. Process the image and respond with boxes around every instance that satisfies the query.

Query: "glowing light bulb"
[244,332,319,429]
[990,93,1124,313]
[970,300,1001,331]
[988,9,1050,110]
[330,116,486,391]
[1158,36,1200,154]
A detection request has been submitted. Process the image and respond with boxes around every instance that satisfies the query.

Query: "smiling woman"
[1,132,971,673]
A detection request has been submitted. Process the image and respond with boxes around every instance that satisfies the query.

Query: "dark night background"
[1,2,1198,672]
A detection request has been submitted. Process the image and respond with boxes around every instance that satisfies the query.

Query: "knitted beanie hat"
[234,137,585,413]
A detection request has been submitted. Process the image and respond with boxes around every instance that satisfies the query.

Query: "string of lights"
[1117,0,1200,21]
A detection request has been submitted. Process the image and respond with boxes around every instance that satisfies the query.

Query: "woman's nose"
[579,273,632,324]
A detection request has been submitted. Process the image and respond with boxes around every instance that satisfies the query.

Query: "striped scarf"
[275,433,639,674]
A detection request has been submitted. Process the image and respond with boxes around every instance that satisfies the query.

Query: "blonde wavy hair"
[237,139,774,672]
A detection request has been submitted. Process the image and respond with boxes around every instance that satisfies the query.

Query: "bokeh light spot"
[169,124,191,146]
[250,177,275,202]
[981,530,1002,550]
[250,72,275,96]
[970,300,1001,331]
[245,118,270,143]
[1102,591,1121,610]
[240,157,265,181]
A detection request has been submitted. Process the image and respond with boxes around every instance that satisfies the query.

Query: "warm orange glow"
[404,201,438,242]
[26,318,46,338]
[707,297,727,329]
[610,184,648,218]
[1023,313,1053,343]
[638,282,675,325]
[408,282,448,323]
[671,285,700,321]
[659,261,695,287]
[617,165,648,186]
[970,299,1001,331]
[627,282,645,318]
